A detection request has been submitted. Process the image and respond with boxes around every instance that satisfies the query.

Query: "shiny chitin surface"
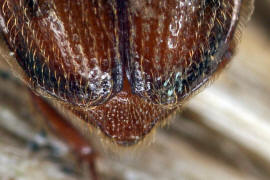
[0,0,252,145]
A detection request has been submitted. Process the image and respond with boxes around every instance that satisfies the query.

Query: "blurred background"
[0,1,269,180]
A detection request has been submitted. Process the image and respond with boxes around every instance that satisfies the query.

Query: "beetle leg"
[30,92,98,180]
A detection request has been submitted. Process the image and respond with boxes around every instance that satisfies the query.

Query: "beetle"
[0,0,254,179]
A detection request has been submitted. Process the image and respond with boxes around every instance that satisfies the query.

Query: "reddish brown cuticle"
[0,0,243,145]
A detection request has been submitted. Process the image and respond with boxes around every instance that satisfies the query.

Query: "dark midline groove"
[116,0,130,79]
